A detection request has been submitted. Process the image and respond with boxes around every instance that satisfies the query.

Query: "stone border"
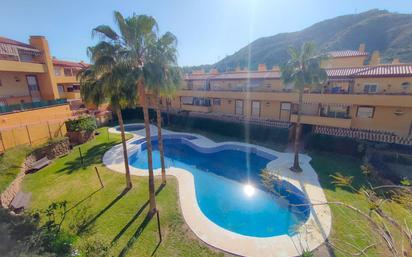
[104,124,331,257]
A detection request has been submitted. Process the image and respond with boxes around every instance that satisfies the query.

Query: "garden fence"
[0,119,67,153]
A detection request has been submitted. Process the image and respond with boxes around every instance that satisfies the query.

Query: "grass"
[19,125,411,257]
[22,128,223,257]
[0,145,32,192]
[309,152,412,257]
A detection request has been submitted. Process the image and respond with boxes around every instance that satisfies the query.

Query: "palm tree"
[144,32,182,185]
[78,47,136,189]
[281,42,327,172]
[91,11,178,212]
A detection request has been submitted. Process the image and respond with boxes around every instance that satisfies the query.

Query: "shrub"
[66,116,97,132]
[167,113,290,145]
[306,134,365,158]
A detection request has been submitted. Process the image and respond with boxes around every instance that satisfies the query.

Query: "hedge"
[306,134,365,158]
[65,116,97,132]
[166,113,290,145]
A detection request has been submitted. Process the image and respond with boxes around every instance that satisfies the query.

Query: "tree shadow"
[65,187,103,214]
[111,184,165,244]
[56,142,115,174]
[117,211,155,257]
[77,187,130,235]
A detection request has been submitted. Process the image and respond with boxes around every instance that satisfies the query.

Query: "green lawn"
[18,126,411,257]
[0,145,32,192]
[22,128,222,257]
[309,152,412,257]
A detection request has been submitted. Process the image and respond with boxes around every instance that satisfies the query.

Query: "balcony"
[59,91,81,99]
[0,98,68,114]
[290,114,352,128]
[181,104,212,113]
[0,59,46,73]
[177,90,412,108]
[54,75,79,84]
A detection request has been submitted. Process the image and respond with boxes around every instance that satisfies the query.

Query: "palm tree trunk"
[291,89,303,172]
[166,98,171,126]
[156,97,167,184]
[139,82,157,212]
[116,108,132,189]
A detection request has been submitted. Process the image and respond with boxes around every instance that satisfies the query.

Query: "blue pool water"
[129,136,310,237]
[117,124,145,132]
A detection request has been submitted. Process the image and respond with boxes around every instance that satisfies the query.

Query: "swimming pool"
[129,135,310,237]
[116,124,145,132]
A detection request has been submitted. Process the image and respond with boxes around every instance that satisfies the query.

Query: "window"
[64,68,73,77]
[357,106,374,118]
[363,84,378,94]
[72,84,80,90]
[54,67,62,76]
[235,100,243,115]
[187,81,193,90]
[281,102,291,111]
[251,101,260,117]
[57,85,64,93]
[213,98,221,106]
[181,96,194,105]
[401,82,411,90]
[26,75,39,91]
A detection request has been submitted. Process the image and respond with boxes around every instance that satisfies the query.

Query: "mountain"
[186,9,412,72]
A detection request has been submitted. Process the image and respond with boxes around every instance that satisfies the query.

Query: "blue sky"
[2,0,412,66]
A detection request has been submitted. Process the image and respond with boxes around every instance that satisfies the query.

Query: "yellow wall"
[0,120,67,152]
[0,59,46,73]
[353,77,412,94]
[29,36,60,100]
[322,56,366,68]
[350,106,412,136]
[0,72,31,98]
[209,79,284,92]
[0,104,72,128]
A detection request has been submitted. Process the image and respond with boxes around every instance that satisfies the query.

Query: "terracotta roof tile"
[328,50,368,58]
[0,36,38,50]
[52,59,89,69]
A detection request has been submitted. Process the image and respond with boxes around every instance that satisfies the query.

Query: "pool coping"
[104,124,332,257]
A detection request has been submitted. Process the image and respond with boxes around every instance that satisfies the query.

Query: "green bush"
[306,134,365,158]
[65,116,97,132]
[167,113,290,145]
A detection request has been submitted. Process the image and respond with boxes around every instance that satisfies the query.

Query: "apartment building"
[0,36,86,107]
[170,44,412,145]
[0,35,89,151]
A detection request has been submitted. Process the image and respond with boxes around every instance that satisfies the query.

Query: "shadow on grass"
[56,142,115,174]
[65,187,103,214]
[78,187,130,235]
[111,184,165,244]
[117,211,155,257]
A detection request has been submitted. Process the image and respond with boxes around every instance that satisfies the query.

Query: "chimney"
[271,66,280,71]
[258,64,267,72]
[370,51,381,66]
[358,43,366,53]
[209,68,219,75]
[392,58,400,64]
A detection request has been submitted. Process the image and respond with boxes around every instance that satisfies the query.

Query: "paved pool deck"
[103,123,331,257]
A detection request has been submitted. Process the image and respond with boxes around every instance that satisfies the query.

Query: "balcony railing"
[0,98,68,114]
[180,88,412,96]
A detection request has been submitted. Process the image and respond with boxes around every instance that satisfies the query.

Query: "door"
[235,100,243,115]
[26,75,41,102]
[279,102,291,121]
[251,101,260,117]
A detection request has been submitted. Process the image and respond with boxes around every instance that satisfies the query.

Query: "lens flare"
[243,184,255,197]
